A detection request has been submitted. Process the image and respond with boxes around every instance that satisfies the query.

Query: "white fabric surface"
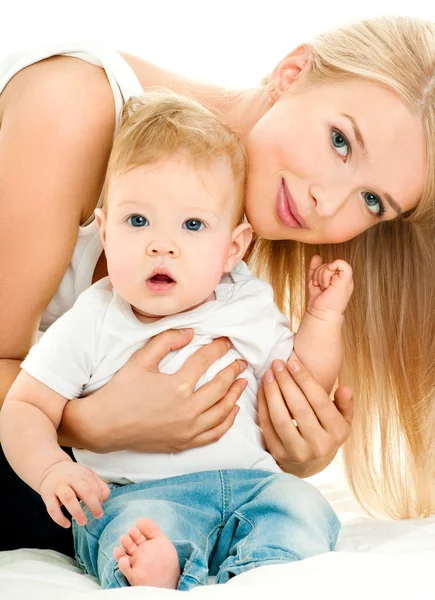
[21,262,292,483]
[2,458,435,599]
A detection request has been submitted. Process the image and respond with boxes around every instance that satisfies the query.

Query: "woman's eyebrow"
[342,113,367,156]
[384,192,402,215]
[342,113,402,216]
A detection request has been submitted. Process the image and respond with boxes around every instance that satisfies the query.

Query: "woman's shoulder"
[0,52,115,128]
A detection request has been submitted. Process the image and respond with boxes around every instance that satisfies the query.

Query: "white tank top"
[0,43,143,334]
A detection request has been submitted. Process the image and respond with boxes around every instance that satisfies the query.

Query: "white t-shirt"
[21,262,294,483]
[0,44,143,335]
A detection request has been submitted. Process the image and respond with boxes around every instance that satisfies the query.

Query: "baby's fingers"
[308,255,323,284]
[94,474,111,502]
[327,260,353,283]
[73,479,105,520]
[57,485,88,526]
[43,494,71,529]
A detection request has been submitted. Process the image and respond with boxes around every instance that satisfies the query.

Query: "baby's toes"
[117,555,133,580]
[119,533,137,555]
[113,545,126,561]
[128,527,147,545]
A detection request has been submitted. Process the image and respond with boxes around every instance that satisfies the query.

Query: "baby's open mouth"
[146,272,176,293]
[149,274,174,284]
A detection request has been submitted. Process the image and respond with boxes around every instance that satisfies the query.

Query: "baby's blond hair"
[105,90,246,222]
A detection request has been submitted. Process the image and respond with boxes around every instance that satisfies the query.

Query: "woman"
[0,15,433,555]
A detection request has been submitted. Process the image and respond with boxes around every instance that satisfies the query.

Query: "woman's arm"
[0,56,115,408]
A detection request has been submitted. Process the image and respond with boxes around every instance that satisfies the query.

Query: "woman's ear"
[223,222,253,273]
[268,44,313,102]
[94,208,107,250]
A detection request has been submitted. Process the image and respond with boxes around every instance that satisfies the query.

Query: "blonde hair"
[105,90,246,222]
[247,16,435,519]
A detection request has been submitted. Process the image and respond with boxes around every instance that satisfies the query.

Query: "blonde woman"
[0,16,433,556]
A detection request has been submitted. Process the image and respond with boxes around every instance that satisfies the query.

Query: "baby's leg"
[113,517,179,588]
[214,470,340,582]
[73,472,224,590]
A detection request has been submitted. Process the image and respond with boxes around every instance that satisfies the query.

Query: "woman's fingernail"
[239,361,248,371]
[226,339,232,349]
[180,328,193,334]
[288,360,300,373]
[272,360,285,371]
[240,379,248,390]
[264,370,274,382]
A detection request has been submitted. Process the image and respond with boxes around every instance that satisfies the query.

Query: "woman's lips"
[276,178,307,229]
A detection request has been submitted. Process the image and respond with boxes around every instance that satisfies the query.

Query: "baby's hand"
[39,460,111,528]
[307,255,354,317]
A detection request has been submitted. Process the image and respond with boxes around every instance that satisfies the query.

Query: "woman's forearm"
[58,394,106,451]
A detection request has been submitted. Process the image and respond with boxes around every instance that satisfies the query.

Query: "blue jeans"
[73,469,340,590]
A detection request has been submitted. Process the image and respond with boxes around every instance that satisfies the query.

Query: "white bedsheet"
[2,460,434,599]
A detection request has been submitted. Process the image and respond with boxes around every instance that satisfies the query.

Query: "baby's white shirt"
[21,262,294,483]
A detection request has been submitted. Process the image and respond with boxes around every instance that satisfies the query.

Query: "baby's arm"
[293,256,354,393]
[0,372,109,527]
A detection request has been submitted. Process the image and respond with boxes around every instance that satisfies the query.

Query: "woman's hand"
[258,358,353,478]
[59,329,247,454]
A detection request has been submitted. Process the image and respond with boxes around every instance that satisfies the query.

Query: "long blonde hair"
[247,16,435,519]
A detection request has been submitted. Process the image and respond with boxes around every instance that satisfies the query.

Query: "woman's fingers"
[279,360,350,439]
[269,362,321,436]
[333,384,354,425]
[187,403,240,448]
[134,328,194,371]
[192,359,247,412]
[262,369,306,449]
[176,337,233,387]
[193,377,246,433]
[257,382,288,460]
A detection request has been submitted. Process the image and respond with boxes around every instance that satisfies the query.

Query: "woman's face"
[245,74,427,243]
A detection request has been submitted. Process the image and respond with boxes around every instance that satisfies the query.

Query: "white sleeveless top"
[0,44,143,334]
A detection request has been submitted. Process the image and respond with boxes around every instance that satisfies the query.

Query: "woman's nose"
[146,239,179,257]
[309,183,347,217]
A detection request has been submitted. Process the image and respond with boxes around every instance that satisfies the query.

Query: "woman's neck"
[121,52,270,147]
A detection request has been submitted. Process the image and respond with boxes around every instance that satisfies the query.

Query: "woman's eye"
[331,128,350,160]
[363,192,385,218]
[127,215,149,227]
[183,219,204,232]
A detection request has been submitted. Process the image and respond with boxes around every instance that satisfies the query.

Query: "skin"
[244,48,427,242]
[1,41,425,485]
[97,155,252,320]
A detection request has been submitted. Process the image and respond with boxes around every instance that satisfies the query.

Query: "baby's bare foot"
[113,517,180,588]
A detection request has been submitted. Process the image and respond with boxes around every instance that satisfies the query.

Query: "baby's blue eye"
[331,129,350,159]
[183,219,204,231]
[127,215,149,227]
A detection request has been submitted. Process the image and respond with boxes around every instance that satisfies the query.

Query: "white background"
[1,0,435,86]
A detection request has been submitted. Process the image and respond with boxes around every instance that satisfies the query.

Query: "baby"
[1,91,353,590]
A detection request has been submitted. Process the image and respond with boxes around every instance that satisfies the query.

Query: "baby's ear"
[224,222,253,272]
[94,208,107,248]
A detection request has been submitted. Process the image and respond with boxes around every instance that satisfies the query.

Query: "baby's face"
[99,154,243,321]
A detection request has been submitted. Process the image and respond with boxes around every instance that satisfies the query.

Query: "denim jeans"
[73,469,340,590]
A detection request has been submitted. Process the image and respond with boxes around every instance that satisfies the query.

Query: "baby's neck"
[132,291,217,324]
